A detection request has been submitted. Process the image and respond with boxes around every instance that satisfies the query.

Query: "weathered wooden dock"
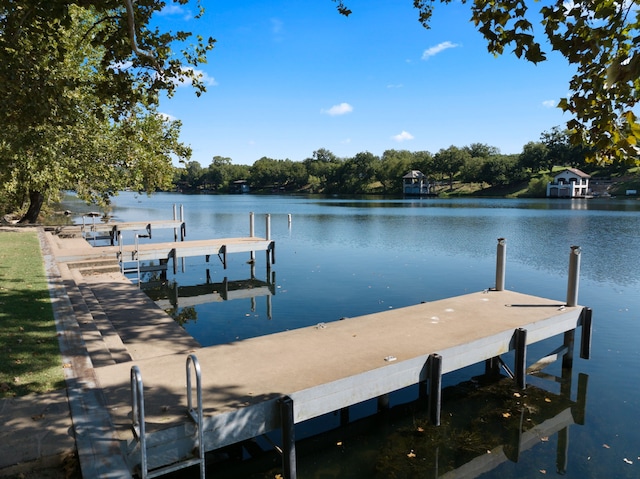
[88,241,591,479]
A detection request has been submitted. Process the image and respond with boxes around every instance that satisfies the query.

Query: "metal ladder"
[119,232,141,286]
[130,354,206,479]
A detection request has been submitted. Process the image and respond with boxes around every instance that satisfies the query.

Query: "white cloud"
[392,131,414,142]
[158,112,177,122]
[321,102,353,116]
[158,4,192,20]
[542,99,557,108]
[422,41,460,60]
[174,67,217,87]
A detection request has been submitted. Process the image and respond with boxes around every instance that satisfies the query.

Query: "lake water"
[63,192,640,478]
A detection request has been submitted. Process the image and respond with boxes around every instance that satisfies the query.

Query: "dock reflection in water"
[142,263,276,321]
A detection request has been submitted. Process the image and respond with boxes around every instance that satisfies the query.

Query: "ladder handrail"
[130,357,205,479]
[130,365,150,477]
[118,232,141,286]
[186,354,205,478]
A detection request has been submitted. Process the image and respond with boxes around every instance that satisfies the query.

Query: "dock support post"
[173,204,178,242]
[580,307,592,360]
[279,396,297,479]
[514,328,527,389]
[562,330,575,369]
[340,407,350,426]
[428,354,442,426]
[484,357,501,377]
[495,238,506,291]
[556,426,569,475]
[249,212,255,237]
[574,373,589,425]
[266,214,271,240]
[566,245,581,307]
[377,394,390,412]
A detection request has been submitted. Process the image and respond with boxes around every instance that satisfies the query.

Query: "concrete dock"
[93,289,589,475]
[5,229,590,479]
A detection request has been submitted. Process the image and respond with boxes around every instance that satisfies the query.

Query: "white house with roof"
[546,168,591,198]
[402,170,431,196]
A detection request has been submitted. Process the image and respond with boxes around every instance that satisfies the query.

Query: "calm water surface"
[65,192,640,478]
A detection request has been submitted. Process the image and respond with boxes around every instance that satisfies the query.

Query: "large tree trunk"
[18,190,45,224]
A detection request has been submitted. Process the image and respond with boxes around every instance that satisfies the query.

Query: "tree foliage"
[0,1,214,222]
[334,0,640,165]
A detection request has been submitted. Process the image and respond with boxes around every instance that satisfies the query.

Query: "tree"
[378,150,414,194]
[433,146,470,190]
[540,127,588,170]
[249,157,308,190]
[412,151,435,176]
[464,143,500,159]
[303,148,342,192]
[336,151,380,194]
[478,155,526,187]
[0,1,214,221]
[334,1,640,165]
[519,142,550,173]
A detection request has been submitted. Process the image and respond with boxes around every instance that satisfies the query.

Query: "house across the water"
[546,168,591,198]
[230,179,250,194]
[403,170,432,196]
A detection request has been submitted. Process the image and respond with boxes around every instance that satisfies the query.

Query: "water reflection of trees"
[166,305,198,327]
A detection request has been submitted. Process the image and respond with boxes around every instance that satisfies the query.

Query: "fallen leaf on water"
[513,392,521,398]
[417,426,424,432]
[544,397,551,403]
[275,474,283,479]
[539,470,547,474]
[336,441,342,446]
[623,458,633,465]
[502,412,511,418]
[540,436,549,442]
[603,444,611,449]
[407,451,416,458]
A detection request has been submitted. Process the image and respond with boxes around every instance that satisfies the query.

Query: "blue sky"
[154,1,576,166]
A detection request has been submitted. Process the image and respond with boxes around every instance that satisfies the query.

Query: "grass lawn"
[0,228,65,398]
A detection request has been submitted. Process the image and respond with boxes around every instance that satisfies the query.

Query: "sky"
[153,0,577,166]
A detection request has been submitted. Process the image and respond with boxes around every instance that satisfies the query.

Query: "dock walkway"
[94,289,590,476]
[48,230,275,270]
[37,230,591,479]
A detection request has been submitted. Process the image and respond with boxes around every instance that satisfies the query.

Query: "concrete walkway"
[1,227,200,477]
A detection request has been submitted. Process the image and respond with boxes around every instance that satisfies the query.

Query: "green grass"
[0,229,65,397]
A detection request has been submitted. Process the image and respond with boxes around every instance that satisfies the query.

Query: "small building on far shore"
[546,168,591,198]
[402,170,431,196]
[230,179,250,194]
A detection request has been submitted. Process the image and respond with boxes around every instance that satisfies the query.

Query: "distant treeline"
[174,128,628,196]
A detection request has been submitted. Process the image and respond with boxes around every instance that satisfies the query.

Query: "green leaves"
[0,2,196,221]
